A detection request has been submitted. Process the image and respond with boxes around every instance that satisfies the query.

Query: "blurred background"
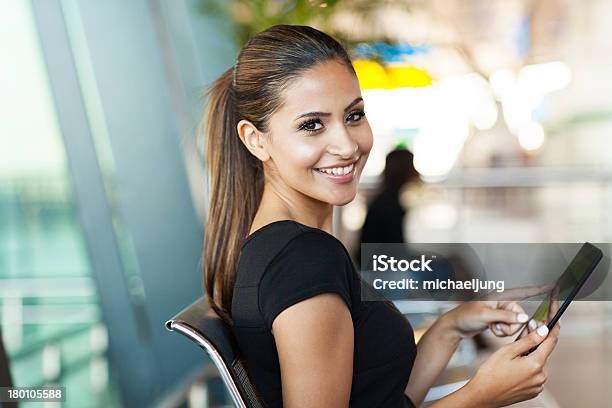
[1,0,611,407]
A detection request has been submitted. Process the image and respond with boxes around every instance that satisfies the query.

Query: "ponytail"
[202,68,263,324]
[200,25,356,326]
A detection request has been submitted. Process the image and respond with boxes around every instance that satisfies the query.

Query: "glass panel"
[0,1,119,406]
[60,0,149,322]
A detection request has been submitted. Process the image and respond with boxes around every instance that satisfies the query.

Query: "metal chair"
[165,297,264,408]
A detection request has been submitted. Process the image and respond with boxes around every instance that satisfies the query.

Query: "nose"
[327,125,358,158]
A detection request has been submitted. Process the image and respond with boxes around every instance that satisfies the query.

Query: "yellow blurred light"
[353,60,432,90]
[353,59,389,90]
[386,65,433,88]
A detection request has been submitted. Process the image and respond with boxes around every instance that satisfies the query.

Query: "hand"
[446,285,553,339]
[465,322,560,408]
[446,301,528,339]
[516,285,561,339]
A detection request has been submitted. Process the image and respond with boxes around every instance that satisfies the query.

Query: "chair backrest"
[165,297,264,408]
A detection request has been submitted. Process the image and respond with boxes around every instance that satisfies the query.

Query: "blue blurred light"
[353,42,431,62]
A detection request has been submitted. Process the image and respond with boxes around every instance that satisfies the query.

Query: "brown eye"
[299,119,324,132]
[347,110,366,123]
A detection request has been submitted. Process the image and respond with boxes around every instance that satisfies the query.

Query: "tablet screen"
[515,242,603,339]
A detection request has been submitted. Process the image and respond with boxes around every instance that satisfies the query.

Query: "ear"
[237,119,270,162]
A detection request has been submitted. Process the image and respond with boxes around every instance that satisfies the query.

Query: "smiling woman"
[202,25,414,408]
[202,25,374,328]
[200,24,560,408]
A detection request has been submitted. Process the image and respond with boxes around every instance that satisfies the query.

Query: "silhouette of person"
[355,148,419,268]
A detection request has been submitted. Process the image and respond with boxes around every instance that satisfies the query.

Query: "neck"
[253,181,334,235]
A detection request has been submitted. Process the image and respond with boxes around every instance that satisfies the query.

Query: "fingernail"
[528,319,537,330]
[517,313,528,323]
[537,325,549,337]
[495,323,501,331]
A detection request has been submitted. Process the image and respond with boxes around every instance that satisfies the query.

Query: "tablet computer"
[515,242,603,346]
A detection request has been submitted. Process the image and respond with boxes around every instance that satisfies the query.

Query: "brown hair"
[202,24,356,324]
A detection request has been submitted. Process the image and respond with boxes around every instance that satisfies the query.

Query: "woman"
[202,24,559,408]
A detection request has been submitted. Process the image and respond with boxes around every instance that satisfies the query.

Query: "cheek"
[273,138,324,172]
[356,123,374,154]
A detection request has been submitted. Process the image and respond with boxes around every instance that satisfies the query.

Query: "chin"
[333,197,355,206]
[326,189,357,206]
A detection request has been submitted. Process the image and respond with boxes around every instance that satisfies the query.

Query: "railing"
[0,276,118,406]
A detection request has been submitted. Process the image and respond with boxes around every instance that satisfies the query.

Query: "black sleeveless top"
[231,220,417,407]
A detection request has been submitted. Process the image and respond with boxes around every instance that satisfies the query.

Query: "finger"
[495,300,526,314]
[531,324,560,363]
[547,322,560,339]
[491,322,514,337]
[551,284,561,300]
[502,302,529,335]
[527,319,538,333]
[515,319,537,339]
[505,325,549,357]
[500,322,514,336]
[531,334,556,364]
[481,308,529,325]
[516,324,530,339]
[506,302,526,314]
[499,321,525,336]
[507,323,527,335]
[549,299,560,320]
[490,323,506,337]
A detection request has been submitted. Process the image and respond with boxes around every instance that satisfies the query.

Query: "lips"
[313,157,360,184]
[314,162,355,176]
[313,156,360,174]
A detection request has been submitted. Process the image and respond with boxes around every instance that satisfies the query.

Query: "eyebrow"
[293,97,364,121]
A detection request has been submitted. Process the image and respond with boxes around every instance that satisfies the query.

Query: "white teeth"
[316,163,354,175]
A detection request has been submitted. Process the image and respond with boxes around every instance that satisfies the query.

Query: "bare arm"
[272,293,354,408]
[404,313,461,406]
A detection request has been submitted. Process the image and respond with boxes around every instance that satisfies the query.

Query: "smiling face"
[246,59,373,206]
